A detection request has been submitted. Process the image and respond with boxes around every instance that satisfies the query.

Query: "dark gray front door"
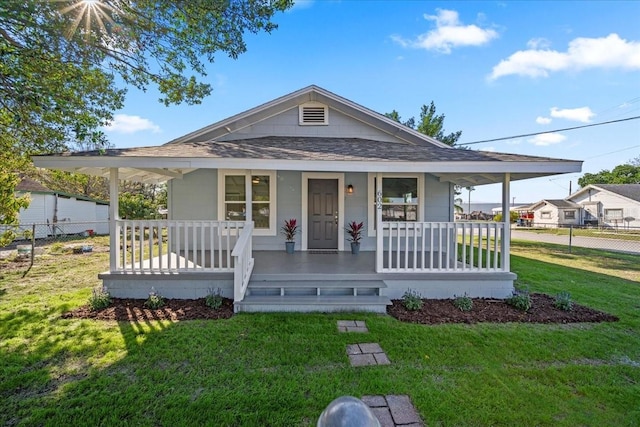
[308,179,338,249]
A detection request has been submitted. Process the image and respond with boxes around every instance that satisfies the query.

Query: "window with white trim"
[367,173,424,235]
[219,170,276,235]
[564,210,575,219]
[540,211,552,219]
[604,208,623,220]
[379,177,419,221]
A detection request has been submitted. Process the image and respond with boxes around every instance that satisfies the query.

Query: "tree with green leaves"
[578,161,640,187]
[385,101,462,147]
[0,0,291,244]
[386,101,465,204]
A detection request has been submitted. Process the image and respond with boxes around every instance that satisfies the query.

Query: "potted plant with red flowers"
[345,221,364,254]
[281,218,299,254]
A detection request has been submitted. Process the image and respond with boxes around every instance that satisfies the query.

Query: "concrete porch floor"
[253,250,376,275]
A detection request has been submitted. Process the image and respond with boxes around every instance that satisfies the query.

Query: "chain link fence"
[511,225,640,255]
[1,222,110,274]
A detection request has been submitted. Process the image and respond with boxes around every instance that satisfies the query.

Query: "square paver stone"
[361,395,387,408]
[346,344,362,355]
[359,343,383,354]
[386,395,422,425]
[373,352,391,365]
[337,320,357,327]
[370,407,394,427]
[347,326,369,333]
[349,353,377,367]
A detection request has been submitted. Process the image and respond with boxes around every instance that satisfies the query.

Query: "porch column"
[375,173,383,272]
[109,168,120,272]
[501,173,511,271]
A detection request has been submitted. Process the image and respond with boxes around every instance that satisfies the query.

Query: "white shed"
[12,178,109,238]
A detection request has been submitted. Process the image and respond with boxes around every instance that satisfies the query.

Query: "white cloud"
[105,114,161,134]
[527,38,551,50]
[550,106,595,123]
[479,146,496,152]
[536,116,552,125]
[490,33,640,79]
[528,133,567,146]
[391,9,498,54]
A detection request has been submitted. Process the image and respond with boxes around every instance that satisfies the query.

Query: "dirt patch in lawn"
[387,293,619,325]
[62,297,234,322]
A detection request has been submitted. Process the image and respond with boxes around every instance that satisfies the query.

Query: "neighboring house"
[7,177,109,239]
[529,199,582,228]
[568,184,640,228]
[33,85,582,312]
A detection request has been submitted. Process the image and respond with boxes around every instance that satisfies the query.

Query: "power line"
[583,144,640,160]
[458,115,640,146]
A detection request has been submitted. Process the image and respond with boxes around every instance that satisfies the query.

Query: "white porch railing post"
[232,222,254,303]
[109,168,119,272]
[375,174,383,273]
[501,173,511,271]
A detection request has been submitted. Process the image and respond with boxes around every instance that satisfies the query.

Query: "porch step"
[234,295,392,314]
[246,280,387,297]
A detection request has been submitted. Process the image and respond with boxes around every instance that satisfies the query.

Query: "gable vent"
[299,102,328,125]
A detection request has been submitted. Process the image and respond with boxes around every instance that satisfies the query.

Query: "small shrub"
[506,289,531,312]
[554,291,573,311]
[49,242,65,254]
[145,287,165,309]
[453,293,473,312]
[205,287,224,310]
[402,289,423,311]
[89,286,111,311]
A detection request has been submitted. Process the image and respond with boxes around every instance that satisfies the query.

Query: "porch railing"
[115,220,247,272]
[379,221,506,272]
[231,222,254,303]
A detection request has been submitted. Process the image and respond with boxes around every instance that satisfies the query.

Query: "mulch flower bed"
[387,293,619,325]
[62,293,618,324]
[62,297,235,322]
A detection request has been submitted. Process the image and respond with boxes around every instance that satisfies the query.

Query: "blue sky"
[103,1,640,204]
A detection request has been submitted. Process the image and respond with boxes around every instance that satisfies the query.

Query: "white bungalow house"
[568,184,640,228]
[33,86,582,312]
[529,199,582,228]
[3,177,109,239]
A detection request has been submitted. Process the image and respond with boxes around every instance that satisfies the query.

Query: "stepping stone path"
[335,321,424,425]
[337,320,369,333]
[346,343,391,366]
[361,395,424,427]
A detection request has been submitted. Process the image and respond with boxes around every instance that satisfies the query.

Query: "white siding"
[424,174,453,222]
[95,205,109,235]
[532,205,561,227]
[571,189,640,228]
[13,192,109,238]
[169,169,217,220]
[218,107,401,143]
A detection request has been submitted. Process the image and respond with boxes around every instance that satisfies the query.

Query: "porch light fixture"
[347,184,354,194]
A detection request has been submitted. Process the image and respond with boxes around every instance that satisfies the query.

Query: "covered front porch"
[100,218,515,312]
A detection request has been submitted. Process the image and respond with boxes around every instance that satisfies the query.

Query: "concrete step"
[246,280,386,297]
[248,280,386,288]
[234,295,392,314]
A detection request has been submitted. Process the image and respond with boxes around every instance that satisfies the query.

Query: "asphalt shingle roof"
[16,177,51,193]
[594,184,640,203]
[541,199,580,209]
[57,136,574,164]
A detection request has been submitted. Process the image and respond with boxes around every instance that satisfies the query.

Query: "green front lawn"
[1,239,639,426]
